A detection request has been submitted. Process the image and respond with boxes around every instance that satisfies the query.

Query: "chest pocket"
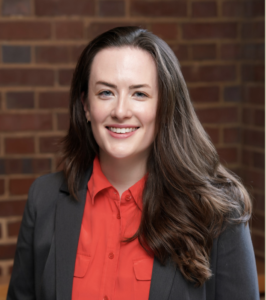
[133,258,153,299]
[74,254,91,278]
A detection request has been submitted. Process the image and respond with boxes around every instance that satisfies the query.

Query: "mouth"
[106,126,139,134]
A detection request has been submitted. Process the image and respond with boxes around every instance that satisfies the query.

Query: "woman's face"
[84,46,158,162]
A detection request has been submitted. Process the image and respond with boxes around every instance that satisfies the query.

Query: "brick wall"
[0,0,264,277]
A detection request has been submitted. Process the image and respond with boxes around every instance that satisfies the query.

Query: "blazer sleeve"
[215,222,260,300]
[7,181,37,300]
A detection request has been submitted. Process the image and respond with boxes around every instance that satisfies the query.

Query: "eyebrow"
[96,81,151,89]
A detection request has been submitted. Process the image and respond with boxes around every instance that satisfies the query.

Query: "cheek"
[89,103,106,125]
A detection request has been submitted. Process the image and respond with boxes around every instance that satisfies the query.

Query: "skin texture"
[83,47,159,195]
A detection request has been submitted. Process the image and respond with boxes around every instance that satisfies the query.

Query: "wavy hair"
[61,26,252,286]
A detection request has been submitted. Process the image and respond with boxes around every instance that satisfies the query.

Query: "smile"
[107,127,139,133]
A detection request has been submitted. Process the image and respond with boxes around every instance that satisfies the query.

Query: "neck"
[99,152,148,197]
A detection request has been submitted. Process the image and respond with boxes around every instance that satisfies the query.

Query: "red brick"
[0,22,51,40]
[223,127,241,144]
[222,1,245,17]
[8,220,22,237]
[151,23,178,40]
[35,46,70,64]
[192,2,217,18]
[39,91,69,109]
[252,193,265,211]
[242,107,253,125]
[55,21,84,40]
[191,44,216,60]
[242,65,264,82]
[6,92,34,109]
[131,1,187,17]
[5,137,34,154]
[243,129,264,148]
[0,244,17,259]
[246,0,265,17]
[221,44,241,60]
[87,22,147,39]
[0,158,51,174]
[242,22,264,39]
[252,214,265,232]
[35,0,95,16]
[57,113,70,130]
[2,0,31,15]
[55,155,64,171]
[58,69,74,86]
[0,69,54,86]
[0,179,4,195]
[204,127,219,144]
[246,86,264,105]
[223,1,264,18]
[71,44,87,63]
[0,114,52,131]
[0,199,27,217]
[224,86,242,102]
[217,147,238,164]
[242,149,253,166]
[196,107,238,124]
[99,1,125,17]
[242,44,264,61]
[182,65,236,82]
[9,177,35,195]
[253,152,264,170]
[242,170,264,190]
[182,23,237,40]
[170,45,188,61]
[0,159,22,174]
[189,86,219,103]
[39,136,62,153]
[254,110,264,127]
[251,234,265,253]
[222,43,264,61]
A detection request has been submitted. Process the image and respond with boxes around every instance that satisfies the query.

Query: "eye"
[134,92,147,98]
[98,90,113,97]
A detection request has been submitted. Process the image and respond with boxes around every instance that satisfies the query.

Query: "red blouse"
[72,156,154,300]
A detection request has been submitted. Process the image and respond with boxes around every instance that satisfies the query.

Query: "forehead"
[89,46,158,86]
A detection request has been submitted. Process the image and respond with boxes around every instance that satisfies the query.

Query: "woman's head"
[69,26,204,165]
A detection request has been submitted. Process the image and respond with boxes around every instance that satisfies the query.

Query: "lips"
[105,125,139,138]
[107,127,138,133]
[106,124,139,134]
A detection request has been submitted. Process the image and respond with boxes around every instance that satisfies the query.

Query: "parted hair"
[61,26,252,286]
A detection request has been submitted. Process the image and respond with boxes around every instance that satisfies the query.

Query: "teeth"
[109,127,138,133]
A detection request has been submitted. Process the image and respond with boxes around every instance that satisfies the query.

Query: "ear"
[81,92,91,122]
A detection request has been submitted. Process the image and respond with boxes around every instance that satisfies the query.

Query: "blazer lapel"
[149,256,176,300]
[55,166,92,300]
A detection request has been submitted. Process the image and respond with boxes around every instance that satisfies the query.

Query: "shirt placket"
[100,188,122,300]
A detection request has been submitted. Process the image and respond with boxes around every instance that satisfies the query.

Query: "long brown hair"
[61,26,251,286]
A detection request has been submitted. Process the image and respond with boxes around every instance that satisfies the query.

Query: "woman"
[7,26,259,300]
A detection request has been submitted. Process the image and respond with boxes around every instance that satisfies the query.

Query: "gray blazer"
[7,166,260,300]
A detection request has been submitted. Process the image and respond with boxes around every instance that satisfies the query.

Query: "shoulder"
[209,221,259,299]
[30,171,65,192]
[27,171,66,211]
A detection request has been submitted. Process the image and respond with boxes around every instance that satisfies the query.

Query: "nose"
[111,92,132,121]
